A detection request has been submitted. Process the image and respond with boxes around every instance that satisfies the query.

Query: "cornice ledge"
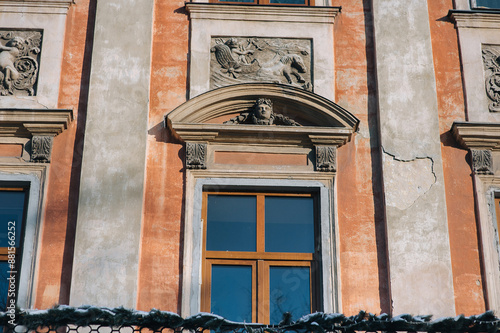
[0,108,73,136]
[169,122,354,147]
[185,2,341,24]
[449,9,500,28]
[451,121,500,150]
[0,0,74,15]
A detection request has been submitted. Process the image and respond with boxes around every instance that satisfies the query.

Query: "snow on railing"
[0,306,498,333]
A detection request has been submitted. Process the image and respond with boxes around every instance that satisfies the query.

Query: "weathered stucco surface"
[372,0,455,316]
[70,0,154,308]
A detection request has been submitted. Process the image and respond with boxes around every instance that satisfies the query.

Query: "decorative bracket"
[315,145,336,172]
[186,142,207,169]
[471,149,493,175]
[30,135,54,163]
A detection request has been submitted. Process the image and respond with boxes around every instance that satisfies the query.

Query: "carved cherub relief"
[210,37,312,92]
[224,98,301,126]
[0,31,42,96]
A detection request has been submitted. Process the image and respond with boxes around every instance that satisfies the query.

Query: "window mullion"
[257,260,268,324]
[256,194,265,253]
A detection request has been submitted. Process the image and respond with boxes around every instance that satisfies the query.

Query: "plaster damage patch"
[383,148,436,210]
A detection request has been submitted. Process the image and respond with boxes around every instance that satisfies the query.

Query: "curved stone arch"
[165,83,359,147]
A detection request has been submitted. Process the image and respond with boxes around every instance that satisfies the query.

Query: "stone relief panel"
[210,37,312,91]
[0,30,42,97]
[482,45,500,112]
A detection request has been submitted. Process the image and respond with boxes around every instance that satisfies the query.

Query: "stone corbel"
[471,149,493,175]
[186,142,207,169]
[30,135,54,163]
[315,145,336,172]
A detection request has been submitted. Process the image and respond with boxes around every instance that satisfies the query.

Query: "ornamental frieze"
[210,37,312,92]
[0,30,42,96]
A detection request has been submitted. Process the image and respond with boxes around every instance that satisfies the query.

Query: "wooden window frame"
[201,191,319,324]
[209,0,315,6]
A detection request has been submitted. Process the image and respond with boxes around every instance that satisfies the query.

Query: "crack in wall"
[382,146,437,211]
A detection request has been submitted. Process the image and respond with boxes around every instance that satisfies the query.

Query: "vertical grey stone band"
[70,0,154,307]
[372,0,455,315]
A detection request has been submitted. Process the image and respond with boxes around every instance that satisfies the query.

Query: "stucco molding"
[0,108,73,137]
[185,3,340,24]
[449,10,500,29]
[452,121,500,150]
[0,0,74,15]
[165,83,359,147]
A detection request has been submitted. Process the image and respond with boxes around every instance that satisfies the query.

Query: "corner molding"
[0,108,73,163]
[186,3,341,24]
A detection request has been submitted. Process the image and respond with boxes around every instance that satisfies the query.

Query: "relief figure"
[210,37,312,91]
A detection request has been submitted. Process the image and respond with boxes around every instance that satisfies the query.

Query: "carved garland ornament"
[471,149,493,175]
[224,98,300,126]
[316,146,336,172]
[0,30,42,96]
[186,142,207,169]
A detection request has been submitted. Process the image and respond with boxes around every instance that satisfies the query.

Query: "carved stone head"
[6,37,24,49]
[254,98,272,119]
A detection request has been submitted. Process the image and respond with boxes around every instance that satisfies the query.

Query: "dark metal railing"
[0,306,498,333]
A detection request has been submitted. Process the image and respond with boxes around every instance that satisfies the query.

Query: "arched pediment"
[165,83,359,147]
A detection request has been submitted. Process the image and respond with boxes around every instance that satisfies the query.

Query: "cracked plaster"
[382,148,436,211]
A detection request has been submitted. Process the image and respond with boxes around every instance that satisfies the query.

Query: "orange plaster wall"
[427,0,486,315]
[333,0,389,315]
[136,1,188,313]
[0,144,22,157]
[34,0,92,308]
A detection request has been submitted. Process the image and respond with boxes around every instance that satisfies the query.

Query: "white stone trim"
[0,2,72,108]
[473,176,500,313]
[180,172,339,317]
[185,3,339,100]
[0,165,48,309]
[0,1,73,15]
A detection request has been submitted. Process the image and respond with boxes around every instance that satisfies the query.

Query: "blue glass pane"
[0,262,11,311]
[0,191,26,248]
[270,0,305,3]
[211,265,252,322]
[265,197,314,253]
[207,195,256,252]
[473,0,500,8]
[269,266,310,324]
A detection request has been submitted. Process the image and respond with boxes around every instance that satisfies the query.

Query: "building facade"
[0,0,499,322]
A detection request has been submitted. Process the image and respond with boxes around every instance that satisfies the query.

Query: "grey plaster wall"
[372,0,455,316]
[70,0,154,308]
